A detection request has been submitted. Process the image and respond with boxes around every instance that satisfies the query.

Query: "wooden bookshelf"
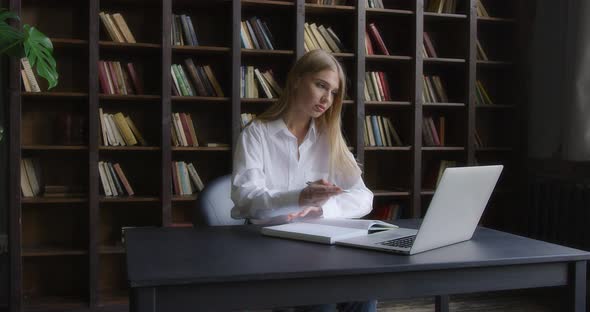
[7,0,527,311]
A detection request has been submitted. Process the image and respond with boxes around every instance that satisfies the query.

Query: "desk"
[125,220,590,312]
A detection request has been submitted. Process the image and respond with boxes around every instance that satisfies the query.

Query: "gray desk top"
[125,219,590,288]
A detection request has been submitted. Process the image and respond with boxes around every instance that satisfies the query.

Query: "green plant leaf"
[23,24,58,89]
[0,9,24,56]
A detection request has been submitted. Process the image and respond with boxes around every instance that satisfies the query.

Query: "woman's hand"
[298,179,342,208]
[287,206,323,221]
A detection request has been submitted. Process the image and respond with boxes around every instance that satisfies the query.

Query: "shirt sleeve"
[230,124,302,220]
[320,175,374,219]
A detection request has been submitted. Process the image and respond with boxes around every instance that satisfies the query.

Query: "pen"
[306,181,351,193]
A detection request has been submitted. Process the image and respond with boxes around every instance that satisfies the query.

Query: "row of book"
[371,203,401,221]
[364,115,403,147]
[172,161,205,196]
[476,40,489,61]
[20,57,40,92]
[99,12,136,43]
[99,109,146,147]
[240,113,257,128]
[20,158,42,197]
[426,0,458,14]
[240,66,282,99]
[303,22,344,53]
[477,0,492,17]
[422,116,446,147]
[306,0,347,4]
[365,23,390,55]
[474,130,484,148]
[365,0,385,9]
[422,75,449,103]
[475,80,494,105]
[422,32,438,58]
[98,61,144,95]
[240,17,276,50]
[99,161,134,196]
[171,112,199,147]
[171,14,199,46]
[364,71,392,102]
[171,60,224,97]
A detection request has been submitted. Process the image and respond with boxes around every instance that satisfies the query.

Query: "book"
[261,218,398,245]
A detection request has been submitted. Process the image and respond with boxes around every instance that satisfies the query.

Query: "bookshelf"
[7,0,526,310]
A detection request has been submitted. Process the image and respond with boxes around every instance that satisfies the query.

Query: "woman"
[231,50,376,312]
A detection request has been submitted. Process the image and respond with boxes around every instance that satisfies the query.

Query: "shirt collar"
[268,118,318,143]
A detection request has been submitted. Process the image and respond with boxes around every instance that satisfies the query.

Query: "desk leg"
[435,295,449,312]
[569,261,586,312]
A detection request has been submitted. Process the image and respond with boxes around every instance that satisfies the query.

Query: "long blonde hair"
[256,50,361,180]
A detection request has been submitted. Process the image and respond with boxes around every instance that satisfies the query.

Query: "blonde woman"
[231,50,376,311]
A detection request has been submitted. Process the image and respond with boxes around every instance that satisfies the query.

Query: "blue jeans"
[274,300,377,312]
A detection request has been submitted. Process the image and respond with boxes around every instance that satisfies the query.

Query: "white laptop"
[336,165,503,255]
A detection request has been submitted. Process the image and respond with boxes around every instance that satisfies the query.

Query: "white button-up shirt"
[231,118,373,224]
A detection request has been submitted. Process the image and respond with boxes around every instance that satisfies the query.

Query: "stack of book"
[304,23,344,53]
[99,161,134,196]
[171,14,198,46]
[422,32,438,58]
[240,113,257,128]
[422,116,445,147]
[98,61,143,95]
[422,75,449,103]
[424,159,458,189]
[99,12,136,43]
[20,158,42,198]
[20,57,40,92]
[476,40,489,61]
[240,17,276,50]
[171,112,199,147]
[476,0,491,17]
[171,60,224,97]
[364,71,392,102]
[475,80,494,105]
[365,23,389,55]
[99,109,146,147]
[364,115,403,147]
[365,0,385,9]
[425,0,458,14]
[240,66,282,99]
[370,203,401,221]
[172,161,205,195]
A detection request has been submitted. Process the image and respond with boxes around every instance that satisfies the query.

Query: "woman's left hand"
[287,206,322,221]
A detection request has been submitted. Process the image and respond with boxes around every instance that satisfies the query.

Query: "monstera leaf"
[0,8,58,89]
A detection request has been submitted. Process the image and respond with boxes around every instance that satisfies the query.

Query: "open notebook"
[261,218,398,245]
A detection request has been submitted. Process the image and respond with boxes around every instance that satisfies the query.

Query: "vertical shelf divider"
[412,0,425,217]
[467,0,477,165]
[355,0,366,166]
[162,0,173,227]
[231,0,242,152]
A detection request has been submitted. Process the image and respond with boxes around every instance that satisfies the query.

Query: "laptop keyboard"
[379,235,416,248]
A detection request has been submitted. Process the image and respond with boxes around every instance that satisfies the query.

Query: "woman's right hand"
[299,179,342,208]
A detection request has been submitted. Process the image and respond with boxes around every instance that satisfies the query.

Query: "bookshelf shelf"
[172,146,231,152]
[172,195,198,202]
[366,55,413,62]
[424,57,466,64]
[241,0,295,9]
[22,145,88,151]
[365,101,412,107]
[99,41,161,50]
[305,4,355,14]
[8,0,525,310]
[241,49,295,56]
[22,247,88,257]
[172,46,231,54]
[99,146,160,151]
[372,190,411,197]
[477,16,515,24]
[22,197,88,204]
[21,92,88,99]
[422,146,465,151]
[99,196,160,203]
[424,12,468,20]
[365,146,412,151]
[366,8,414,16]
[170,222,193,228]
[99,94,161,101]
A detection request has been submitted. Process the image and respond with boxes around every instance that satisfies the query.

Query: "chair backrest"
[195,174,245,226]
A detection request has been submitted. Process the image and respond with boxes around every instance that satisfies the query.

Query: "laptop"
[336,165,503,255]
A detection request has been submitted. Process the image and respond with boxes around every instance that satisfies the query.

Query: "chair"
[194,174,245,226]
